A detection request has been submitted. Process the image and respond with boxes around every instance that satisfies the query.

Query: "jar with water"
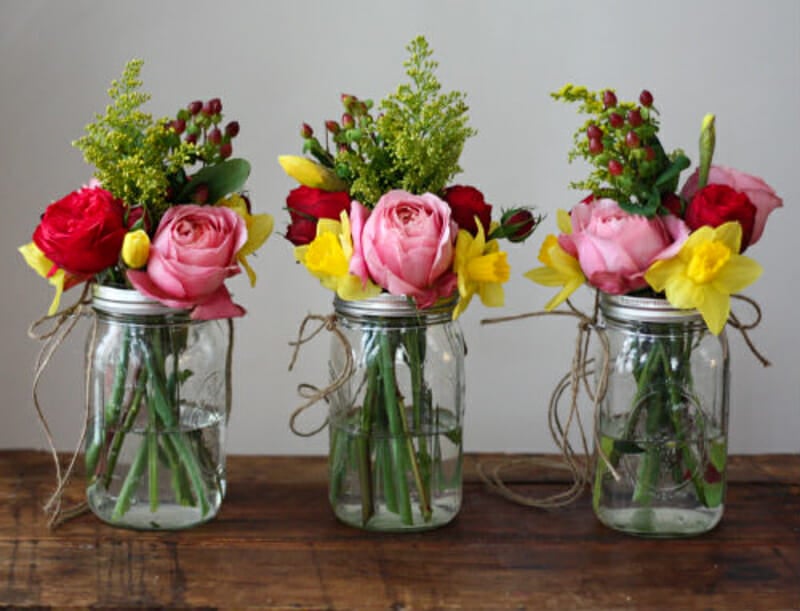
[328,294,466,531]
[593,293,730,537]
[85,286,230,530]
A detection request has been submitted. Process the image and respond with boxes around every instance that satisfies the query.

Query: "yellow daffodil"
[18,242,84,315]
[524,234,586,311]
[217,194,274,286]
[295,211,381,301]
[121,229,150,269]
[452,222,510,319]
[644,221,762,335]
[278,155,348,192]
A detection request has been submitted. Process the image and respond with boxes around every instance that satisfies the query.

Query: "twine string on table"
[476,298,615,509]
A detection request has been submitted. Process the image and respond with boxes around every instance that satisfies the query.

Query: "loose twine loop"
[27,283,94,528]
[475,293,771,510]
[288,313,354,438]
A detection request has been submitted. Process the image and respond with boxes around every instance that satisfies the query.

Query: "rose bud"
[499,208,540,243]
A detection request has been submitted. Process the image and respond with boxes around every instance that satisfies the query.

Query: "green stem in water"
[86,330,131,476]
[140,337,211,517]
[102,368,148,490]
[378,332,413,525]
[404,329,432,510]
[111,433,150,521]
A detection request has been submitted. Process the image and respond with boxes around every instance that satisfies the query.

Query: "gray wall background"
[2,0,798,455]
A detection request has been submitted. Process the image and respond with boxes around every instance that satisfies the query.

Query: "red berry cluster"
[297,93,377,174]
[172,98,240,164]
[584,89,658,179]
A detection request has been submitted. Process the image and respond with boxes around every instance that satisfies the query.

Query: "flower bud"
[341,113,355,129]
[325,120,340,134]
[192,183,209,204]
[121,229,150,269]
[300,123,314,138]
[499,208,539,243]
[188,100,203,115]
[225,121,240,138]
[208,127,222,145]
[219,142,233,159]
[171,118,186,135]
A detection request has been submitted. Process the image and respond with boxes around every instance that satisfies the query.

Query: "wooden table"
[1,451,797,610]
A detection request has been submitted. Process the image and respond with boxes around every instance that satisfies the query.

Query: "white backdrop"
[2,0,798,455]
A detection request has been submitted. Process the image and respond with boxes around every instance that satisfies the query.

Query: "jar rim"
[333,293,457,319]
[92,285,189,317]
[599,292,704,324]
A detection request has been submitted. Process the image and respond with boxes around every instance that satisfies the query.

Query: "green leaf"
[613,439,645,454]
[654,154,691,192]
[176,158,251,204]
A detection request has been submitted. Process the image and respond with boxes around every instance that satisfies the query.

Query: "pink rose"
[560,198,689,295]
[681,165,782,247]
[351,190,458,308]
[127,205,248,320]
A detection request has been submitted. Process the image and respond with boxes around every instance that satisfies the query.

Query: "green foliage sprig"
[303,36,476,207]
[73,59,195,220]
[552,83,690,217]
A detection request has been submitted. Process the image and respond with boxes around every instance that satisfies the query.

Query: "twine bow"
[288,313,354,437]
[27,283,94,528]
[476,293,771,510]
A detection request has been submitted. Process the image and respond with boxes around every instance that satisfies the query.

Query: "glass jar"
[328,294,466,531]
[85,286,230,530]
[593,293,729,537]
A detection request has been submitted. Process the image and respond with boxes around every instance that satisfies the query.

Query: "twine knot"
[288,313,354,437]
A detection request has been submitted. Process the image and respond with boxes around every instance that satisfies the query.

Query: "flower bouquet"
[526,84,781,535]
[280,36,539,530]
[20,60,273,529]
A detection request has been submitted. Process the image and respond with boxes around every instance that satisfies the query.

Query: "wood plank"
[0,451,797,610]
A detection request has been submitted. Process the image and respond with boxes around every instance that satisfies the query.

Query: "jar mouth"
[600,292,703,324]
[92,285,189,317]
[333,292,457,319]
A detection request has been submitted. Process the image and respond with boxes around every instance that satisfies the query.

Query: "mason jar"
[593,293,730,537]
[85,285,230,530]
[328,294,466,531]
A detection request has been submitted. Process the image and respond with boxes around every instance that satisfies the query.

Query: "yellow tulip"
[278,155,348,192]
[121,229,150,269]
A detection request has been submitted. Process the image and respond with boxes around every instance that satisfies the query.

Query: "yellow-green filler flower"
[644,221,762,335]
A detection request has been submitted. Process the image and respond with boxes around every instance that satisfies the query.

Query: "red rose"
[685,184,756,251]
[33,186,127,275]
[285,186,351,246]
[442,185,492,235]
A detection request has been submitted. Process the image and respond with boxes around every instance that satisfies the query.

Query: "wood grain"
[1,451,798,610]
